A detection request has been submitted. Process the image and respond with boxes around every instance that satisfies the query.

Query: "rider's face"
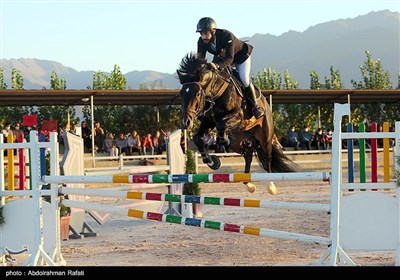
[200,31,212,43]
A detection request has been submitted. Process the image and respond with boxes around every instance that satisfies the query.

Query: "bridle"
[181,63,230,120]
[181,81,214,119]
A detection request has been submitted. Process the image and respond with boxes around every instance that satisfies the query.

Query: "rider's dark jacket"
[197,28,253,70]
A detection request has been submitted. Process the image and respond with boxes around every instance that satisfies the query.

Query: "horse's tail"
[270,144,299,172]
[254,141,299,172]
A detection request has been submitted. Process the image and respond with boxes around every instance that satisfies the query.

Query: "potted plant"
[44,153,70,240]
[59,196,71,241]
[182,149,202,218]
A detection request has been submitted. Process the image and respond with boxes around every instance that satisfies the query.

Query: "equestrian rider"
[195,17,265,119]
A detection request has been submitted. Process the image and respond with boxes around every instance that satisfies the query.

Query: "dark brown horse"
[177,53,296,192]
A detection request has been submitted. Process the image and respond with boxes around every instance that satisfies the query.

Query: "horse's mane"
[177,52,207,75]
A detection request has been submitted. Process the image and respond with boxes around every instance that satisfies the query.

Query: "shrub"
[182,149,201,195]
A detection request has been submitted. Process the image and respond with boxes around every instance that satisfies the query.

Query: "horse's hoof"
[267,181,277,195]
[207,155,221,170]
[246,182,256,193]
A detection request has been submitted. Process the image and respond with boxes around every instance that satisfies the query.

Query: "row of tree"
[0,51,399,142]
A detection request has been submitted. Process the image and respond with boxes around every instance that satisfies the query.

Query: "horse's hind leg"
[242,139,256,193]
[254,138,272,173]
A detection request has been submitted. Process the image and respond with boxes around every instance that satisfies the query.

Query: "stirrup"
[253,106,265,119]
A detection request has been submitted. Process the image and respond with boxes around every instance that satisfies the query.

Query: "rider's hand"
[208,63,219,71]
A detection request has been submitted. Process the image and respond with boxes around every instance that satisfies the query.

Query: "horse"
[176,53,297,192]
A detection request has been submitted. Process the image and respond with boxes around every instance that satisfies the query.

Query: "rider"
[195,17,265,119]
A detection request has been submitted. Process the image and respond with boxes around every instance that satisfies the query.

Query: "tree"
[82,65,181,137]
[309,67,340,131]
[310,70,322,89]
[253,67,316,142]
[253,67,282,90]
[0,68,29,127]
[351,51,393,89]
[83,66,126,132]
[109,65,126,90]
[283,70,298,89]
[11,69,23,89]
[0,67,7,89]
[351,51,399,126]
[328,65,342,90]
[92,71,109,90]
[37,72,76,131]
[50,71,66,90]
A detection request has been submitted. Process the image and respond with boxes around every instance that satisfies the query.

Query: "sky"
[0,0,399,74]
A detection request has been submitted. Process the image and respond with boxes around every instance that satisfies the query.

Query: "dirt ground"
[59,179,396,267]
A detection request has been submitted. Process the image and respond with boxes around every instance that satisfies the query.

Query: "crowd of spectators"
[82,121,170,157]
[281,123,389,151]
[285,124,334,151]
[1,120,396,158]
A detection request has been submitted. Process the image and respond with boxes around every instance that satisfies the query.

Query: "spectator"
[1,123,12,140]
[81,121,92,152]
[24,125,36,141]
[103,132,119,157]
[1,122,13,155]
[324,128,333,150]
[58,122,69,150]
[94,122,105,153]
[115,132,130,156]
[69,123,78,135]
[287,125,300,150]
[142,133,154,155]
[152,130,163,155]
[314,127,326,150]
[299,125,313,150]
[127,130,141,155]
[13,123,25,142]
[159,129,170,153]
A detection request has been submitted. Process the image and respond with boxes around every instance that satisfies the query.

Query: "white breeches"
[236,55,251,87]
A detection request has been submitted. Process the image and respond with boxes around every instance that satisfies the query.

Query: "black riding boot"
[245,83,265,119]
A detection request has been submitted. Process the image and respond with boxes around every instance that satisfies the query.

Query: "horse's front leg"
[215,121,231,153]
[215,112,242,153]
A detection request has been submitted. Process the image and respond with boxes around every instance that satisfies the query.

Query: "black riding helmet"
[196,17,216,33]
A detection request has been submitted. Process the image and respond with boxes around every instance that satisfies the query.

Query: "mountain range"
[1,10,398,89]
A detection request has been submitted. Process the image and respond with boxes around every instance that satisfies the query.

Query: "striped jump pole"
[62,199,331,245]
[340,123,397,191]
[44,171,331,185]
[59,188,330,212]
